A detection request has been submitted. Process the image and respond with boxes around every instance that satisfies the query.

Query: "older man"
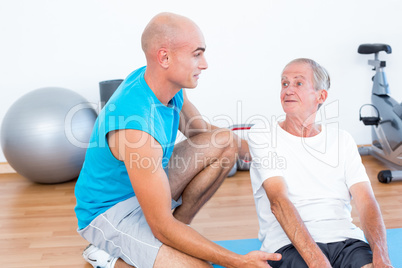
[248,58,393,268]
[74,12,280,268]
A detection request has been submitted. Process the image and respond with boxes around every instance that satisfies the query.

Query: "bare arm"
[178,90,216,137]
[179,90,250,160]
[262,176,331,268]
[108,129,281,268]
[350,182,393,268]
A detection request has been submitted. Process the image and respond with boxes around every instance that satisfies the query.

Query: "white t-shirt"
[248,122,369,253]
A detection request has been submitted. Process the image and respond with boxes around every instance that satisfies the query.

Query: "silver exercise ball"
[1,87,97,184]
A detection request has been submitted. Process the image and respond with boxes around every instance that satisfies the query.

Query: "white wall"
[1,0,402,162]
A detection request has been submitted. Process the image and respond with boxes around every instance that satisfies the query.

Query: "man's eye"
[297,82,303,86]
[282,82,288,87]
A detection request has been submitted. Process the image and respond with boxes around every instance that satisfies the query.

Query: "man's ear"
[318,89,328,104]
[157,48,169,69]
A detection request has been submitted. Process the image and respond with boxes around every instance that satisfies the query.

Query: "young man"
[75,12,281,268]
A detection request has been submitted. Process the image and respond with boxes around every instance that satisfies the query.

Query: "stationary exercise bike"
[358,43,402,183]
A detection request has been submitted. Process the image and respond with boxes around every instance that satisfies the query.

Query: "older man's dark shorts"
[268,239,372,268]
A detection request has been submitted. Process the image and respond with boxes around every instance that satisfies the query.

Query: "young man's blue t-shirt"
[74,66,184,229]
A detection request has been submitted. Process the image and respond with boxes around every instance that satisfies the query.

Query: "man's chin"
[186,82,198,89]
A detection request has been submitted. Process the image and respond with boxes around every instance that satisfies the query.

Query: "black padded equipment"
[359,104,381,126]
[358,44,392,54]
[378,170,392,183]
[99,79,123,109]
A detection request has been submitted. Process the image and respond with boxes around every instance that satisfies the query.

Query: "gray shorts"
[78,196,182,268]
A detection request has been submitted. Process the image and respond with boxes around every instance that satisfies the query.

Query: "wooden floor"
[1,155,401,267]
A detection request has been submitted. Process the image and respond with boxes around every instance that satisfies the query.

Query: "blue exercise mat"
[213,228,402,268]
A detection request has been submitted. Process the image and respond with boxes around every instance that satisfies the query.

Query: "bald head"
[141,12,200,55]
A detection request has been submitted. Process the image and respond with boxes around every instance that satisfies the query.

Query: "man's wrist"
[302,250,331,268]
[373,254,392,267]
[372,247,391,264]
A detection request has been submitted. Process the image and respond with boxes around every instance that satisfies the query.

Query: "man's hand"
[241,251,282,268]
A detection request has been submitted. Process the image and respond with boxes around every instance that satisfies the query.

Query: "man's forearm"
[351,182,393,267]
[155,217,248,268]
[270,196,330,268]
[359,199,392,266]
[263,178,330,267]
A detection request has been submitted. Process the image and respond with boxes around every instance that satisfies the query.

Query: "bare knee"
[361,263,373,268]
[210,128,236,148]
[210,128,237,158]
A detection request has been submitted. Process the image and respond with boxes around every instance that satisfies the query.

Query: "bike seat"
[358,44,392,54]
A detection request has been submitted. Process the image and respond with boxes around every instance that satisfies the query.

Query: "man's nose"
[285,85,296,94]
[200,56,208,70]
